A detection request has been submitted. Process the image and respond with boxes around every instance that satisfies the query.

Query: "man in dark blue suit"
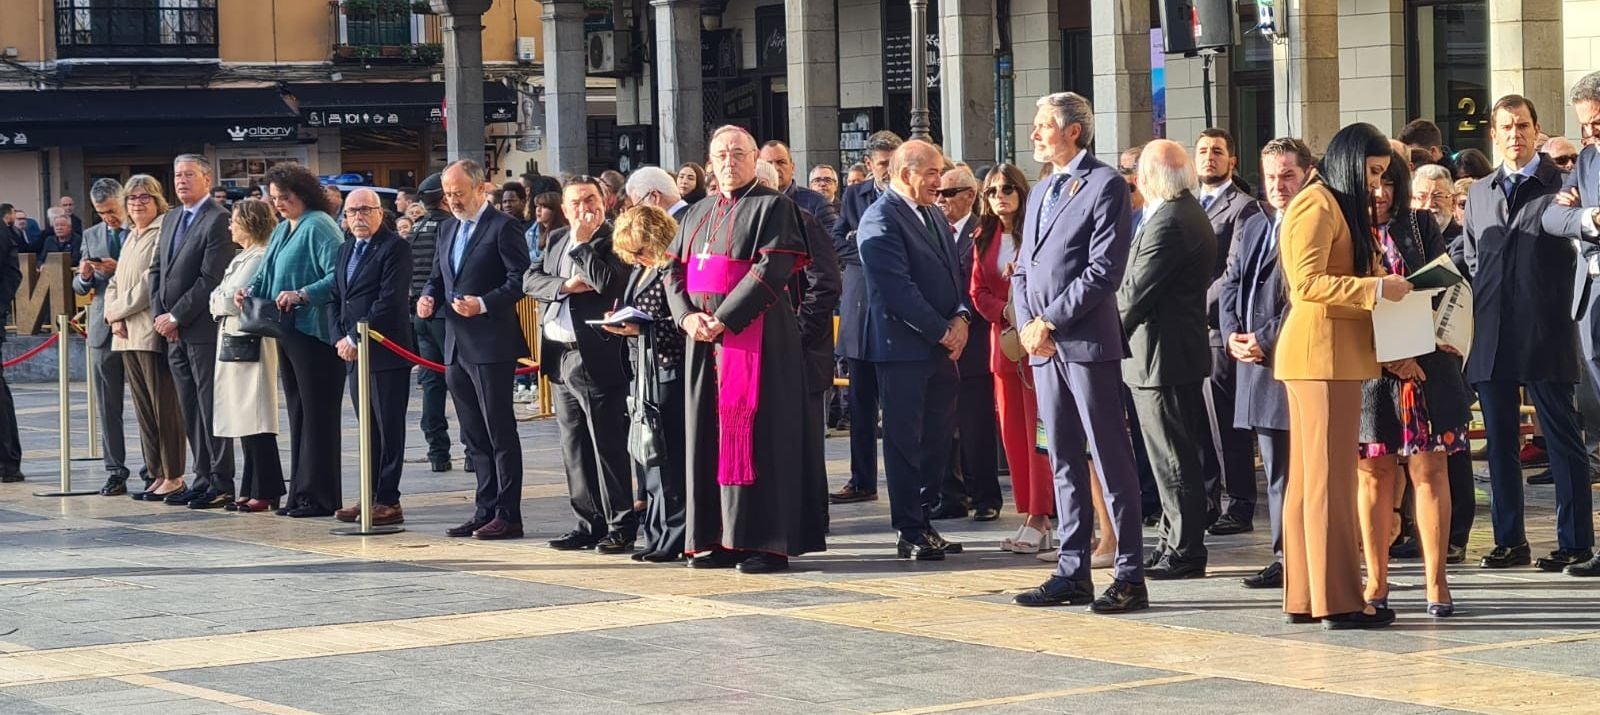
[760,140,840,232]
[857,140,971,560]
[419,159,533,540]
[1217,137,1312,589]
[830,131,903,504]
[1545,71,1600,577]
[331,189,415,526]
[1010,92,1146,613]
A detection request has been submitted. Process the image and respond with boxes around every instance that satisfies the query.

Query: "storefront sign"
[224,124,297,142]
[304,102,515,128]
[14,253,72,336]
[0,122,298,148]
[754,7,787,74]
[0,130,32,148]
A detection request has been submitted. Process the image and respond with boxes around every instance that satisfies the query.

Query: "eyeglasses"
[125,194,155,205]
[810,176,838,185]
[1415,191,1451,205]
[709,150,752,163]
[935,187,973,199]
[1551,153,1579,168]
[345,206,382,216]
[984,184,1018,198]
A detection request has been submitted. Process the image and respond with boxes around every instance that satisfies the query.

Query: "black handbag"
[626,330,667,468]
[238,295,297,339]
[217,333,261,363]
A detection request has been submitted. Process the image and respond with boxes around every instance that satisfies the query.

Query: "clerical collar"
[719,180,759,200]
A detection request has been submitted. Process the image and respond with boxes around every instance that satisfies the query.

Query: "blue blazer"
[1011,154,1132,364]
[785,181,840,235]
[832,180,881,360]
[1217,211,1289,431]
[421,204,532,365]
[1544,144,1600,359]
[857,188,968,363]
[331,227,415,373]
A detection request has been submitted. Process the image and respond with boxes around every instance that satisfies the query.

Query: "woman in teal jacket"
[250,163,345,518]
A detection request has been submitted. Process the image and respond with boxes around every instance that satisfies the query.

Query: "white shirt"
[1200,180,1234,205]
[951,214,972,242]
[1052,149,1088,176]
[541,233,587,344]
[996,233,1018,274]
[667,199,689,217]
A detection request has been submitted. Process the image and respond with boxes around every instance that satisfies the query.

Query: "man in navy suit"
[830,130,903,504]
[857,140,971,560]
[1217,137,1312,589]
[760,140,840,231]
[419,159,533,540]
[1546,70,1600,577]
[331,189,415,526]
[1010,92,1146,613]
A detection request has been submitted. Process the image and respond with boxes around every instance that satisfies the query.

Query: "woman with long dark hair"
[676,162,707,205]
[246,164,346,518]
[1356,152,1466,618]
[1275,123,1413,629]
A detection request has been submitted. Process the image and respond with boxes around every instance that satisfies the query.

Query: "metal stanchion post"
[37,315,95,497]
[333,321,403,536]
[72,340,100,461]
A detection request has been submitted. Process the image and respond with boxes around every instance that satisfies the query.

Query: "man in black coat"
[419,159,533,540]
[150,154,236,507]
[1465,95,1594,573]
[760,140,841,232]
[1216,137,1313,589]
[1118,140,1217,580]
[523,177,636,553]
[331,189,415,527]
[1195,128,1263,536]
[829,130,903,504]
[407,174,461,473]
[0,205,23,483]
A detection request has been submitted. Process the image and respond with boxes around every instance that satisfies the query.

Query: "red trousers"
[995,365,1055,516]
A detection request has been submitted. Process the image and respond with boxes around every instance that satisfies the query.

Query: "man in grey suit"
[1011,92,1146,613]
[1217,137,1314,589]
[73,178,136,496]
[1118,140,1217,580]
[150,154,236,509]
[1546,71,1600,577]
[1195,128,1263,536]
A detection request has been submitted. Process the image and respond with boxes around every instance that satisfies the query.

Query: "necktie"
[1504,173,1521,201]
[451,219,475,271]
[169,209,194,258]
[919,207,945,247]
[1042,174,1069,216]
[347,240,368,282]
[107,228,122,260]
[1201,193,1217,212]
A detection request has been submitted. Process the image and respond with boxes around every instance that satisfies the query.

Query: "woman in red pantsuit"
[970,164,1059,554]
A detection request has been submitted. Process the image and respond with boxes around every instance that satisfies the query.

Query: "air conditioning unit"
[585,31,633,76]
[516,36,536,63]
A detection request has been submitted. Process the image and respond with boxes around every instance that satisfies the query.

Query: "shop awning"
[0,87,300,149]
[285,81,519,129]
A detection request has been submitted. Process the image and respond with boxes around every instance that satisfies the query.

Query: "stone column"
[1562,0,1600,136]
[654,0,704,169]
[1010,0,1061,176]
[1274,0,1340,150]
[1089,0,1153,163]
[432,0,491,162]
[1490,0,1564,136]
[939,0,995,166]
[542,0,588,176]
[1337,0,1404,135]
[787,0,840,172]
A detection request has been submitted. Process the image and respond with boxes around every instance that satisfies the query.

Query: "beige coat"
[102,217,164,353]
[210,245,280,437]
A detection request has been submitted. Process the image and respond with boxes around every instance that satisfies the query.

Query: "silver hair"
[809,164,837,177]
[173,153,211,177]
[710,124,756,152]
[1037,92,1095,149]
[1413,163,1453,185]
[753,160,780,189]
[89,178,123,205]
[942,165,978,189]
[1571,70,1600,106]
[45,206,65,221]
[1137,140,1197,202]
[445,159,486,184]
[624,166,681,204]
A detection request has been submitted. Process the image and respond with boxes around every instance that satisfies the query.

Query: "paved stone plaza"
[0,380,1596,714]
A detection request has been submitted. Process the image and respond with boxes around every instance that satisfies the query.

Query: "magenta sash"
[687,254,762,486]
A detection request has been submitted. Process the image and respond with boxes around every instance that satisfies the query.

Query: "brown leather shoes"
[334,504,360,523]
[472,518,524,540]
[335,504,405,525]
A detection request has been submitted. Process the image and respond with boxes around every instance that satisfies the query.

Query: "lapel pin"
[1068,179,1084,198]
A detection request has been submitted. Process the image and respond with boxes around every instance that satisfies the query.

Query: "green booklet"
[1407,254,1465,290]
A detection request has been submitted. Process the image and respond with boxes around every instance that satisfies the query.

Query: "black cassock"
[665,182,828,557]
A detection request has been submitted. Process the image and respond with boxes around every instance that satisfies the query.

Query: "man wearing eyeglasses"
[1545,71,1600,578]
[809,165,841,205]
[73,178,135,496]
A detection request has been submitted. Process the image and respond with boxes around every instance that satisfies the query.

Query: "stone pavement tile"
[630,692,858,715]
[701,586,885,610]
[0,677,139,700]
[941,677,1468,714]
[1271,624,1482,654]
[0,507,46,523]
[0,694,73,714]
[96,513,232,526]
[1443,638,1600,679]
[34,683,194,710]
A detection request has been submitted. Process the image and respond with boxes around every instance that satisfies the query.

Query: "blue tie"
[169,209,194,258]
[1201,193,1217,212]
[347,240,368,282]
[451,219,475,271]
[1504,173,1521,201]
[1042,174,1069,216]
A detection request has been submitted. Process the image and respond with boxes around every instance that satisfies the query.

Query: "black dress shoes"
[164,486,204,506]
[1146,556,1206,580]
[929,503,968,520]
[1241,562,1283,589]
[1446,544,1467,564]
[472,518,524,540]
[99,475,128,496]
[446,519,489,537]
[285,506,333,518]
[548,530,601,550]
[1089,579,1150,614]
[896,535,946,561]
[1142,547,1168,569]
[188,491,235,510]
[972,507,1001,522]
[688,549,747,569]
[1207,514,1253,536]
[1323,607,1395,630]
[596,533,636,555]
[430,459,452,473]
[925,530,963,554]
[737,553,789,574]
[1564,554,1600,577]
[1013,576,1095,607]
[0,468,23,483]
[1284,613,1319,624]
[1479,543,1532,569]
[1536,549,1595,572]
[1525,470,1555,486]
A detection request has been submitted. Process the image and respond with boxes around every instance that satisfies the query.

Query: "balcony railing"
[55,0,219,60]
[332,0,443,65]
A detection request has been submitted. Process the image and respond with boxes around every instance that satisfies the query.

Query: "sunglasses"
[1551,154,1579,168]
[935,187,973,199]
[984,184,1018,198]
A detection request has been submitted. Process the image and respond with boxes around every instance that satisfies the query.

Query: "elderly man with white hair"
[1118,139,1218,580]
[624,167,688,220]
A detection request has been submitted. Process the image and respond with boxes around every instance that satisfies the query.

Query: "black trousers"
[348,367,410,506]
[638,377,687,556]
[446,359,524,524]
[168,337,235,494]
[553,348,636,537]
[279,331,345,512]
[1447,448,1475,549]
[1129,381,1211,564]
[1257,428,1290,560]
[411,314,453,462]
[0,360,20,472]
[239,433,285,501]
[1122,385,1162,518]
[876,357,959,539]
[89,340,128,477]
[846,357,880,493]
[934,373,1002,511]
[1203,345,1257,522]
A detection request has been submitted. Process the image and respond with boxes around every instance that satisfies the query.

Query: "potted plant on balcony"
[342,0,378,20]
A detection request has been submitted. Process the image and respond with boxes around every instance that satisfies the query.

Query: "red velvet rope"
[368,330,539,376]
[3,333,60,369]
